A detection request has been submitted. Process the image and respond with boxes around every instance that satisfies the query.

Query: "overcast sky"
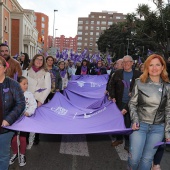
[17,0,158,37]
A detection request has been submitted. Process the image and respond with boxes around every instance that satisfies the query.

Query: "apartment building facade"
[55,35,77,52]
[77,11,126,54]
[34,12,49,52]
[0,0,41,58]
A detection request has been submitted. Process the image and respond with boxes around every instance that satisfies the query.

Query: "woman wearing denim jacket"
[128,54,170,170]
[0,56,25,170]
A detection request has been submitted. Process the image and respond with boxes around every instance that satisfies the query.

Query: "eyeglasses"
[35,58,43,62]
[123,61,132,64]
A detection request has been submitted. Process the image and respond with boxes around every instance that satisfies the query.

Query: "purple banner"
[6,75,132,135]
[154,142,170,147]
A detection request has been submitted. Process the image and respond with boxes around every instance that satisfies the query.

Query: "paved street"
[9,134,170,170]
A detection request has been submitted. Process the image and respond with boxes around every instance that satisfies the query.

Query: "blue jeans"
[0,131,14,170]
[128,122,164,170]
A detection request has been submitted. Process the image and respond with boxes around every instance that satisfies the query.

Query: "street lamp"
[55,29,58,38]
[53,10,58,47]
[126,38,132,55]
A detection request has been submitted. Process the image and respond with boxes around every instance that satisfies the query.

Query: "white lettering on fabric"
[77,81,85,87]
[84,107,106,118]
[51,107,68,115]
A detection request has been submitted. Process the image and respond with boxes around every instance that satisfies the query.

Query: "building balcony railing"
[23,35,36,44]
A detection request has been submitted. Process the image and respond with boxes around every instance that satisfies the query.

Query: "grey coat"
[129,78,170,139]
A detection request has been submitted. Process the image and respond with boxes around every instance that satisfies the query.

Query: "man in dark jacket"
[108,55,141,151]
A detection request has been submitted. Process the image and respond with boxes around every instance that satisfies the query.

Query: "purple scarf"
[81,66,87,75]
[32,66,41,72]
[60,69,67,78]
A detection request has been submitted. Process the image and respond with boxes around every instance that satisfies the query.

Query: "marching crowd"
[0,42,170,170]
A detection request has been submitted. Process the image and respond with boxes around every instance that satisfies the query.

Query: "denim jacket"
[0,77,25,134]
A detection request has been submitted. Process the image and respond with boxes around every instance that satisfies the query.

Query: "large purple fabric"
[6,75,132,134]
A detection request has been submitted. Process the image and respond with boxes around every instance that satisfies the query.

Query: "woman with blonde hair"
[128,54,170,170]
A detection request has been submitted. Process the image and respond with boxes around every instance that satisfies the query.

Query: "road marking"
[60,134,89,156]
[115,141,128,161]
[72,155,77,170]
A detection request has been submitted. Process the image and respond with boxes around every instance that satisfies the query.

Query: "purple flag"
[154,142,170,147]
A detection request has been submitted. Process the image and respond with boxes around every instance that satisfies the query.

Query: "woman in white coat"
[23,54,51,144]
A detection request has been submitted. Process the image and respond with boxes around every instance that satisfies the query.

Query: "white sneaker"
[9,154,18,165]
[19,154,26,167]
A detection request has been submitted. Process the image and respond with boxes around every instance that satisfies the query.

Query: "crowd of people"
[0,42,170,170]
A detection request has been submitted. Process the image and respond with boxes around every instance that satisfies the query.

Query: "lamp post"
[53,10,58,47]
[55,29,58,38]
[54,29,58,48]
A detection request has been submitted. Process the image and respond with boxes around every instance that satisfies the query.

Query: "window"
[89,43,93,46]
[42,17,45,22]
[96,38,99,41]
[101,27,106,30]
[103,16,106,18]
[34,22,37,27]
[41,29,45,35]
[91,21,94,24]
[90,32,93,35]
[110,16,113,19]
[78,20,83,24]
[78,26,83,30]
[78,37,82,40]
[90,37,93,41]
[85,32,88,35]
[85,21,89,24]
[90,26,94,30]
[84,43,87,46]
[96,32,100,36]
[97,21,100,25]
[77,42,82,46]
[99,16,102,18]
[101,21,106,25]
[85,26,88,30]
[91,15,94,18]
[4,17,8,32]
[85,38,88,41]
[96,27,100,30]
[42,23,45,28]
[108,21,113,25]
[78,31,82,35]
[116,16,121,19]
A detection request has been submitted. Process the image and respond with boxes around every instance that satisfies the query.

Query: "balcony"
[23,35,36,45]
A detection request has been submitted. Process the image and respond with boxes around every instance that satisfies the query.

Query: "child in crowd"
[9,76,37,167]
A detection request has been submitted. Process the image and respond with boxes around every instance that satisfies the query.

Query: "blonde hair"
[140,54,169,83]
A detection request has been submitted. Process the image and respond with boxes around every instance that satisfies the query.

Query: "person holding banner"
[128,54,170,170]
[58,61,69,93]
[23,54,51,145]
[90,60,107,75]
[0,56,25,170]
[46,56,62,101]
[108,55,141,151]
[75,59,90,75]
[9,76,37,166]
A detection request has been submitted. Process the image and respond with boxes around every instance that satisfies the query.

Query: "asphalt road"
[9,134,170,170]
